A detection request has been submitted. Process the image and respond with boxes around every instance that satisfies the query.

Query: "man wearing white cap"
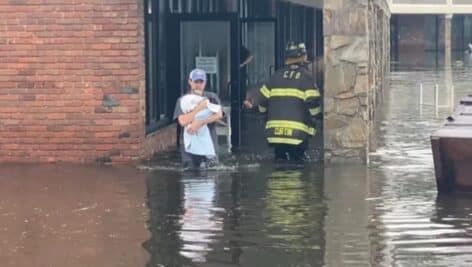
[173,68,224,169]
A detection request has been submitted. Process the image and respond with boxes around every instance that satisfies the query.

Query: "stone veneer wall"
[323,0,390,163]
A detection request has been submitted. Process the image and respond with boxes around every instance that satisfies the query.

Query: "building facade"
[0,0,323,163]
[1,0,149,163]
[391,14,472,68]
[389,0,472,68]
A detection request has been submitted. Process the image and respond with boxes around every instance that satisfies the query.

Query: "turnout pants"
[272,140,308,161]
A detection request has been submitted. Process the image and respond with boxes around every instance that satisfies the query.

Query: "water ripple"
[369,67,472,266]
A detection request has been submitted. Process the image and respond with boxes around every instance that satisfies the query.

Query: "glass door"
[241,19,277,98]
[240,19,276,150]
[180,21,232,103]
[167,13,241,149]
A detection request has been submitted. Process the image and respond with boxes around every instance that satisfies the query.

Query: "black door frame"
[167,13,242,149]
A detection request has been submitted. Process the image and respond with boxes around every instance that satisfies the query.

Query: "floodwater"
[2,64,472,266]
[0,165,149,267]
[368,65,472,267]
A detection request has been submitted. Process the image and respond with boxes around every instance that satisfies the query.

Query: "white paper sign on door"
[195,57,218,74]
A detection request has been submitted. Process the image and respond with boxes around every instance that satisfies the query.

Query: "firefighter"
[244,41,322,161]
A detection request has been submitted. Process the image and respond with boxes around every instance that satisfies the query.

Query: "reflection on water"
[143,165,326,267]
[368,65,472,266]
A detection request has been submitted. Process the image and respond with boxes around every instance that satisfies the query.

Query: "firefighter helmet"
[285,41,307,58]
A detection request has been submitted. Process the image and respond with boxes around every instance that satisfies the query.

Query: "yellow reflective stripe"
[266,120,315,135]
[258,105,267,113]
[267,137,303,145]
[270,88,305,100]
[305,89,320,98]
[260,85,270,98]
[269,88,320,100]
[309,106,321,116]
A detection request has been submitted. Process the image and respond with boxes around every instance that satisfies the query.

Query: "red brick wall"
[142,124,178,159]
[0,0,170,163]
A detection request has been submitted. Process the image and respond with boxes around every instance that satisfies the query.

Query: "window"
[168,0,236,14]
[239,0,275,18]
[145,0,168,133]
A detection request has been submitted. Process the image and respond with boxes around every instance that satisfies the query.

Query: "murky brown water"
[0,165,149,267]
[1,65,472,266]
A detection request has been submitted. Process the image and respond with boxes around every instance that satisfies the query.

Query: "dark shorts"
[180,145,218,169]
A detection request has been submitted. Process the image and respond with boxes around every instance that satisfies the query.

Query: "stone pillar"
[323,0,370,163]
[323,0,390,163]
[444,14,453,67]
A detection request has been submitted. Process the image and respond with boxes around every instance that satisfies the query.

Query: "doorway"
[240,19,277,150]
[241,19,277,97]
[167,13,241,149]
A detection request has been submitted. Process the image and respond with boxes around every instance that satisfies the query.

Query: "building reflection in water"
[143,164,326,266]
[143,172,189,267]
[365,63,472,266]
